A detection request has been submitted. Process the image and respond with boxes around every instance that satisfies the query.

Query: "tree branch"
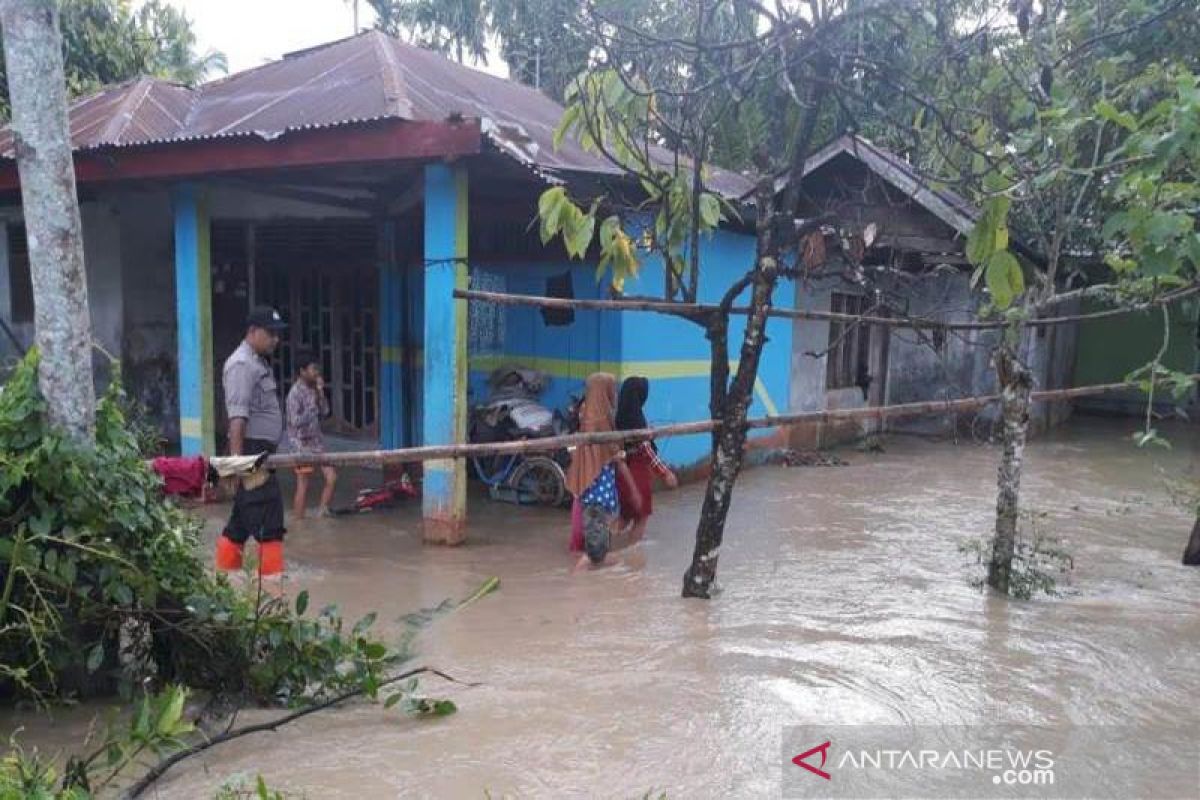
[124,667,476,798]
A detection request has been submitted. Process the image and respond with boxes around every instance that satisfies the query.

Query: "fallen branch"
[454,284,1200,331]
[267,375,1198,469]
[123,666,477,798]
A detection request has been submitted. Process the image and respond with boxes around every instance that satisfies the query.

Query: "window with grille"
[825,292,872,390]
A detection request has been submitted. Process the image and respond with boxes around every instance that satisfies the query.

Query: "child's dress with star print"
[580,463,618,515]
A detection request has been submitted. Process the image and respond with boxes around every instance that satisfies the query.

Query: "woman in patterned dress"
[566,372,642,567]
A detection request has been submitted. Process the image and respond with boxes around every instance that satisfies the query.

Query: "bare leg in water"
[292,471,310,519]
[317,465,337,516]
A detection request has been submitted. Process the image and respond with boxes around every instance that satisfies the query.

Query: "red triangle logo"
[792,740,832,780]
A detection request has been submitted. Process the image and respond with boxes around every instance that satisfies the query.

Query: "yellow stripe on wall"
[466,354,781,418]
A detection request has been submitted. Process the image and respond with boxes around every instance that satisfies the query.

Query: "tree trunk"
[1183,512,1200,566]
[0,0,95,443]
[682,265,778,598]
[988,344,1032,594]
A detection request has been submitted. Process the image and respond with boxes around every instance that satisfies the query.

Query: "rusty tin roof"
[0,30,754,197]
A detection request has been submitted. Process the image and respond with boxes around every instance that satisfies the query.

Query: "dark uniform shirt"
[222,341,283,445]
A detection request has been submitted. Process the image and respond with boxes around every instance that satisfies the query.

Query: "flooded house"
[0,31,1079,534]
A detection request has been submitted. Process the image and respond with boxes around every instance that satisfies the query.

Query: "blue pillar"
[422,164,468,543]
[173,183,215,455]
[379,219,404,450]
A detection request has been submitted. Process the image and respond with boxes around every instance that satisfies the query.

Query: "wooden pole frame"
[266,376,1191,469]
[453,285,1200,331]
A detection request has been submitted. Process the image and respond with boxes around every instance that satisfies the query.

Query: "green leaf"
[295,589,309,616]
[60,556,77,585]
[537,186,566,224]
[86,643,105,673]
[112,582,134,606]
[1094,99,1138,132]
[564,209,595,260]
[699,193,721,229]
[966,196,1011,266]
[553,105,580,151]
[599,215,620,252]
[28,511,52,537]
[1185,235,1200,269]
[1104,253,1137,274]
[985,251,1024,310]
[156,687,187,735]
[384,692,404,709]
[1145,213,1190,247]
[410,697,458,717]
[1101,211,1132,241]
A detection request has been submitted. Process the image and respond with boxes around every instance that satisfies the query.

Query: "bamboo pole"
[265,376,1184,469]
[453,285,1200,331]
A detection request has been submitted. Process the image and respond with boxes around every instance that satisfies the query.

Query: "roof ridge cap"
[369,31,413,118]
[96,77,158,144]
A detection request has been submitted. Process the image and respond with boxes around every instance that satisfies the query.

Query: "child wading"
[615,376,678,543]
[566,372,641,568]
[286,352,337,519]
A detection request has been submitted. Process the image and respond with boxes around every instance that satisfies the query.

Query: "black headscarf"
[615,376,650,431]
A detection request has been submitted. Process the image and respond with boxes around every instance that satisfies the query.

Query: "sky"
[158,0,507,78]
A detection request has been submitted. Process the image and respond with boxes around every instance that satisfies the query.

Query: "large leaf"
[553,105,580,151]
[155,686,189,736]
[966,196,1011,266]
[86,642,105,673]
[699,193,721,229]
[1094,99,1138,132]
[564,208,595,259]
[985,251,1024,310]
[599,216,621,252]
[537,186,566,220]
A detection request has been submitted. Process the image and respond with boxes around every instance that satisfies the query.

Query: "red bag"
[151,456,209,497]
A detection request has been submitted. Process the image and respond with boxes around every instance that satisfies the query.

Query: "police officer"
[214,306,289,576]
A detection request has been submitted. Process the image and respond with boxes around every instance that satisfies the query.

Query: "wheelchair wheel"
[509,455,567,507]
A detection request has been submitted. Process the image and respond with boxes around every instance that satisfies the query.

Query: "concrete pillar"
[173,183,215,455]
[421,164,468,543]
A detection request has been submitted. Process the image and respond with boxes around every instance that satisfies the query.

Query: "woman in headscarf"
[567,372,641,566]
[615,376,678,543]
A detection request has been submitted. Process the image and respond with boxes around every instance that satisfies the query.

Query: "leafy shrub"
[0,351,398,704]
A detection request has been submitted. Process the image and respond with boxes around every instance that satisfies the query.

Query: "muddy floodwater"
[8,418,1200,798]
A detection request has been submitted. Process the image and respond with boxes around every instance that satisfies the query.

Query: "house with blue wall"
[0,32,1075,541]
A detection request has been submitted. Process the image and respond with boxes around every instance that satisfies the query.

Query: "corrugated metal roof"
[0,76,194,154]
[0,30,754,198]
[799,134,980,234]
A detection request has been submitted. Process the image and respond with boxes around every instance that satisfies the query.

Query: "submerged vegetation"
[961,510,1075,600]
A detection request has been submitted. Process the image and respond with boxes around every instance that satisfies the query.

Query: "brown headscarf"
[566,372,621,497]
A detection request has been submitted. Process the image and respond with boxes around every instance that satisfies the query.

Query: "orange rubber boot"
[215,534,244,571]
[258,541,285,576]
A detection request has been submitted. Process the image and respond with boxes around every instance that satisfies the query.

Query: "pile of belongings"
[149,452,272,498]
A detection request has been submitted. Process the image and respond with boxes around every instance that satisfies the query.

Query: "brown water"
[6,418,1200,798]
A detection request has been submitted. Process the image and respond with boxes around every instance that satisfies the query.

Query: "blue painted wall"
[467,260,621,415]
[462,226,792,469]
[618,228,790,467]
